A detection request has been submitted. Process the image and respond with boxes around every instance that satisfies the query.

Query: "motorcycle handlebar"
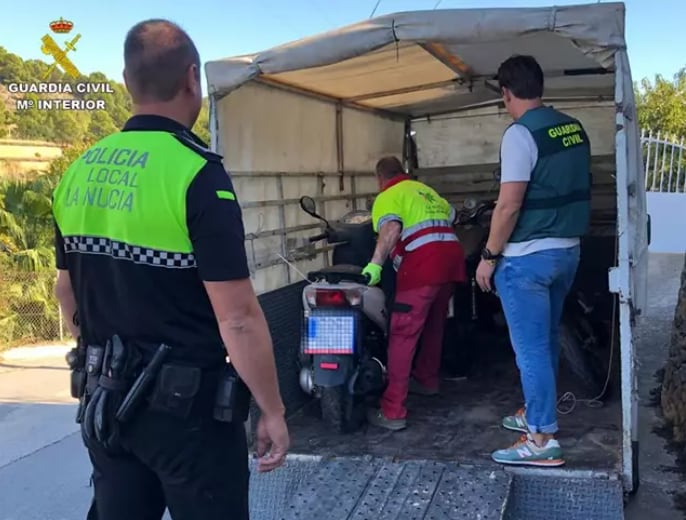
[308,233,328,243]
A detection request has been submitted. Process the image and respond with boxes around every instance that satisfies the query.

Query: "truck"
[204,3,649,518]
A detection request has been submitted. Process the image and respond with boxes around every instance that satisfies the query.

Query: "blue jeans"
[494,245,580,434]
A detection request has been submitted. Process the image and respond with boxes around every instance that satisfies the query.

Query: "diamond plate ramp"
[502,474,624,520]
[249,456,321,519]
[279,457,512,520]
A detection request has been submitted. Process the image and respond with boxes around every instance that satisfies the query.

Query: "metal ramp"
[250,456,512,520]
[248,456,626,520]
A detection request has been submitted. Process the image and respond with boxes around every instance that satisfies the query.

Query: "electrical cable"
[433,0,444,9]
[556,230,620,415]
[369,0,382,18]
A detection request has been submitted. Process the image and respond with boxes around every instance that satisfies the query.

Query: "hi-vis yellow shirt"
[372,178,454,234]
[370,177,464,288]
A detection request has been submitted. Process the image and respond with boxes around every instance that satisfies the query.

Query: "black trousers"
[84,382,250,519]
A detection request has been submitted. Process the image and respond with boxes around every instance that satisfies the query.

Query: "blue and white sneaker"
[502,407,528,433]
[491,434,565,467]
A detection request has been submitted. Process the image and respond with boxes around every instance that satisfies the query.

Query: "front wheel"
[559,316,615,400]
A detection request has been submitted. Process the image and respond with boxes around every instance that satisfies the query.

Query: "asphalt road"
[0,345,92,520]
[1,253,684,520]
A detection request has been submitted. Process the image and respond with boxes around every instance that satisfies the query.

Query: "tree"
[14,96,53,140]
[0,103,9,138]
[192,98,211,144]
[50,110,90,146]
[636,67,686,138]
[88,110,119,140]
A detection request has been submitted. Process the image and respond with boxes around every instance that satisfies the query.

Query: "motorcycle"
[297,196,389,433]
[452,196,618,400]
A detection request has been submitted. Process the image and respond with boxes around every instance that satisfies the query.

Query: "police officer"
[53,19,289,519]
[475,55,591,467]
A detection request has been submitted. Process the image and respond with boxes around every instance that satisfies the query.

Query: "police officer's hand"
[255,411,290,472]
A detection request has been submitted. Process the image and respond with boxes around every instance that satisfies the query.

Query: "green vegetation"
[0,47,210,347]
[635,67,686,139]
[0,154,64,346]
[0,46,210,144]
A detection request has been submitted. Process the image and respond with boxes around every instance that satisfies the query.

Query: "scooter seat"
[307,265,366,284]
[315,265,362,275]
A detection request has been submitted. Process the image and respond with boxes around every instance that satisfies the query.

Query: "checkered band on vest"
[62,236,196,269]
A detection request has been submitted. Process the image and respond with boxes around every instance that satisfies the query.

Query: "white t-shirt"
[499,124,580,257]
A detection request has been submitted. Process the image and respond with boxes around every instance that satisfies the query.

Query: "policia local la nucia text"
[63,147,148,213]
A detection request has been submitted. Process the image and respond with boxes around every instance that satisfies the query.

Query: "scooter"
[297,196,389,433]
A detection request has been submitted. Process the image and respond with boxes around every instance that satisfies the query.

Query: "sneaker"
[366,408,407,431]
[409,378,439,396]
[502,407,528,433]
[491,434,565,467]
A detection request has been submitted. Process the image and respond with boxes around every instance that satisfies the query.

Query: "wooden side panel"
[214,82,402,294]
[413,101,617,234]
[414,101,616,167]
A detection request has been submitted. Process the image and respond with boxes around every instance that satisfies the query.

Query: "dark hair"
[375,156,405,179]
[497,55,544,100]
[124,19,200,102]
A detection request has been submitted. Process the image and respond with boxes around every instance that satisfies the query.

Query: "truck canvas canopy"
[206,2,648,515]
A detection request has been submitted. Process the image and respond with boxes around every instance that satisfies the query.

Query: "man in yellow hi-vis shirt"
[362,156,466,431]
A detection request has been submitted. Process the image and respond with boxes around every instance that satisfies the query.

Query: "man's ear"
[187,64,201,95]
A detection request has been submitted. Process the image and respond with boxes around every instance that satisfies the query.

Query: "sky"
[1,0,684,91]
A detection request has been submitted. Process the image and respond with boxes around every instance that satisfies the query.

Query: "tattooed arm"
[371,221,402,265]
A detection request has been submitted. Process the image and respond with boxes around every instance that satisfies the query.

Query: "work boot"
[408,378,440,396]
[366,408,407,431]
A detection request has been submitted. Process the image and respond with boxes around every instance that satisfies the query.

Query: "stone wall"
[661,255,686,442]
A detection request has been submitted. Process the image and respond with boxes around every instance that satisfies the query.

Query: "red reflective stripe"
[400,225,455,248]
[320,362,339,370]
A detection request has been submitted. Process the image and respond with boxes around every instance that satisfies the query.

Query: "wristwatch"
[481,247,501,265]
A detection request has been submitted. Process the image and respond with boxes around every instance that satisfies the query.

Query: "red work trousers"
[380,282,455,419]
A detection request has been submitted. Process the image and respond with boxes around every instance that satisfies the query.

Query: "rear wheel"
[320,386,346,433]
[320,385,364,433]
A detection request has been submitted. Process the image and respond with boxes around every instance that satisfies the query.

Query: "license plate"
[304,312,356,355]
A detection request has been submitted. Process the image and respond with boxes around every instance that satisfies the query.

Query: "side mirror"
[299,196,328,225]
[299,196,317,215]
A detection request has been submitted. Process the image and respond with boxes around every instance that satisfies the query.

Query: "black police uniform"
[53,115,252,520]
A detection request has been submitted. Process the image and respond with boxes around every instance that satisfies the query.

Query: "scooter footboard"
[313,355,354,387]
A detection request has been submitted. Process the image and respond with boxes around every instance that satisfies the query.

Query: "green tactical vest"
[507,106,592,243]
[53,131,211,260]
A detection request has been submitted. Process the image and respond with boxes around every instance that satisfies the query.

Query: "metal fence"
[642,129,686,193]
[0,269,64,349]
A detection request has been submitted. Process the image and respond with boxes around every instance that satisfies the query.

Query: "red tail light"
[315,289,348,307]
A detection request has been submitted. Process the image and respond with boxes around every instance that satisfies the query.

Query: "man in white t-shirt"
[475,55,592,467]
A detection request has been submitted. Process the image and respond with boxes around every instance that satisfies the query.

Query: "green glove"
[362,262,382,286]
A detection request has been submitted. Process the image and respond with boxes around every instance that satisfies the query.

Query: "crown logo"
[49,17,73,34]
